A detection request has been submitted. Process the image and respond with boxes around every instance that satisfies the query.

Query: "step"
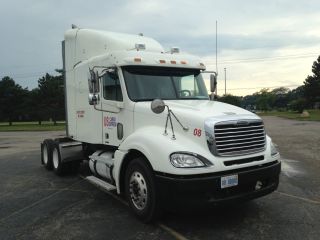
[85,176,116,191]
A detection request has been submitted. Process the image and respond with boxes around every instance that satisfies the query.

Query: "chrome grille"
[214,120,266,156]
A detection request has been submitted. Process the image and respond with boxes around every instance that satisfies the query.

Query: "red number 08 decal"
[193,128,202,137]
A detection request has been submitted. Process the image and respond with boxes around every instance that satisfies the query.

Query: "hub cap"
[43,145,48,164]
[52,148,59,169]
[129,171,148,210]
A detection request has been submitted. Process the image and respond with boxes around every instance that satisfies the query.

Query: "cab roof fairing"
[86,50,206,70]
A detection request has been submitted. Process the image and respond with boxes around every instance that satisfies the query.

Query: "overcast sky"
[1,0,320,95]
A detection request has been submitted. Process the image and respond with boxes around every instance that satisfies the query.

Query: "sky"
[1,0,320,96]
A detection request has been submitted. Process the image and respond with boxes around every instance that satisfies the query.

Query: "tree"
[27,88,43,124]
[0,77,28,125]
[38,70,65,125]
[255,88,275,111]
[287,86,305,101]
[271,87,290,110]
[242,94,258,110]
[218,94,242,107]
[304,56,320,108]
[289,98,306,113]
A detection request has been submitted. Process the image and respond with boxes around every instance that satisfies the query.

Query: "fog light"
[255,181,263,190]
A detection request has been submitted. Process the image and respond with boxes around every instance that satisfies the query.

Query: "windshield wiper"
[178,97,209,100]
[134,98,155,102]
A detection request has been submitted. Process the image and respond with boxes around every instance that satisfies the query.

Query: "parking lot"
[0,116,319,240]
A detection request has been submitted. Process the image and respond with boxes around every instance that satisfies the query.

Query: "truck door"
[100,71,125,146]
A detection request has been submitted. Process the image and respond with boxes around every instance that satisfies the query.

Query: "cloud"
[0,0,320,94]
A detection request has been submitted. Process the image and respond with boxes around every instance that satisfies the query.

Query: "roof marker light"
[134,58,142,62]
[159,60,166,63]
[180,61,187,64]
[170,60,177,64]
[135,43,146,51]
[170,47,180,54]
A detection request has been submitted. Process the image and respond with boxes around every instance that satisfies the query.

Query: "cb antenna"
[215,20,218,95]
[215,20,218,74]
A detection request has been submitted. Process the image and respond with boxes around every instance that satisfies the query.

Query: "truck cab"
[41,27,281,222]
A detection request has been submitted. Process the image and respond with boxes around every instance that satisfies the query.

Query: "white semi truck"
[41,26,281,222]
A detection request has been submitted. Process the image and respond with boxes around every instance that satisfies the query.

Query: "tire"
[125,158,161,223]
[52,143,68,176]
[41,139,55,170]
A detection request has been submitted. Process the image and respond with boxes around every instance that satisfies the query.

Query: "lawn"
[258,109,320,121]
[0,121,66,131]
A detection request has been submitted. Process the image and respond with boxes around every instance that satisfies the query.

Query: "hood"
[134,100,259,128]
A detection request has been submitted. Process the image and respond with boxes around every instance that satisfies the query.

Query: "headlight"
[270,141,279,156]
[170,152,213,168]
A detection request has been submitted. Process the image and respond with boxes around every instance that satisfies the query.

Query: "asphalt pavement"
[0,117,319,240]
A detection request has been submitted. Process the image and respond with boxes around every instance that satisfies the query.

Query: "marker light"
[271,141,279,156]
[135,43,146,51]
[180,61,187,64]
[159,60,166,63]
[170,47,180,54]
[170,60,176,64]
[134,58,142,62]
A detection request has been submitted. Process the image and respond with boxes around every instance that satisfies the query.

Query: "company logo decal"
[236,120,249,126]
[76,110,85,118]
[104,116,117,128]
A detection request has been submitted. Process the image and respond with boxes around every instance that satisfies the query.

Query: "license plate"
[221,174,238,189]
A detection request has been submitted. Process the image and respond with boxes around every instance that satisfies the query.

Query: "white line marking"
[0,179,84,222]
[81,175,190,240]
[158,223,190,240]
[276,191,320,205]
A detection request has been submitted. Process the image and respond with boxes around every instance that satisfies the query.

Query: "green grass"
[0,121,66,131]
[258,109,320,121]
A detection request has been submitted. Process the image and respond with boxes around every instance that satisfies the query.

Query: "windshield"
[122,66,209,101]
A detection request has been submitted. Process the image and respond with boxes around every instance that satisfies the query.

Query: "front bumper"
[155,160,281,207]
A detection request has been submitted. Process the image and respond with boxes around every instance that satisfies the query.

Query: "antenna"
[215,20,218,96]
[215,20,218,75]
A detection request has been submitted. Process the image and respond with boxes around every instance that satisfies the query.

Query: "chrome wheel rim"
[129,171,148,210]
[43,145,48,164]
[52,148,59,169]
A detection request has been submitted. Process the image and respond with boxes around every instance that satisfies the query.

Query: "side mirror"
[151,99,166,114]
[88,69,100,93]
[210,74,217,93]
[88,93,100,105]
[90,69,98,84]
[88,69,100,105]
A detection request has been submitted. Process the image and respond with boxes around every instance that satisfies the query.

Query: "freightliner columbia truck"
[41,26,281,222]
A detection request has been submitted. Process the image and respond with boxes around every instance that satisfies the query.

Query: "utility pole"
[224,67,226,95]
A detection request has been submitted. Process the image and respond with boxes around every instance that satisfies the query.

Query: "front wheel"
[125,158,161,223]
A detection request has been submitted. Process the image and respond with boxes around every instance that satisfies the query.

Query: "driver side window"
[103,72,123,101]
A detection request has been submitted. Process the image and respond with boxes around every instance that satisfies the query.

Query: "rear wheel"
[41,139,55,170]
[52,143,68,176]
[125,158,161,223]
